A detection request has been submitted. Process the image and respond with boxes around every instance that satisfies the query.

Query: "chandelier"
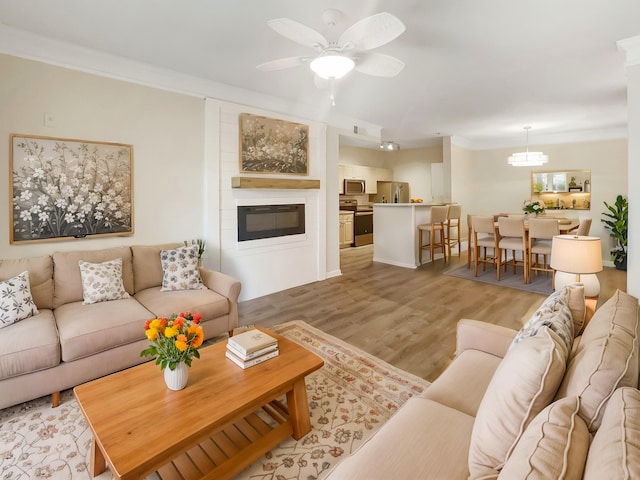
[508,127,548,167]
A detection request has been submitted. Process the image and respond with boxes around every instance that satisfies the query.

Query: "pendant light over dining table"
[508,126,549,167]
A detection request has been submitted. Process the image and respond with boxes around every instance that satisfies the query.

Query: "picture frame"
[239,113,309,175]
[9,134,134,244]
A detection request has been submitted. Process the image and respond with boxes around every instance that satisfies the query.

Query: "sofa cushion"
[79,258,130,305]
[131,243,182,292]
[0,255,53,309]
[421,349,502,417]
[326,397,474,480]
[0,310,60,379]
[583,387,640,479]
[134,287,229,323]
[0,271,39,328]
[468,327,569,478]
[160,244,205,291]
[55,298,153,362]
[555,289,639,432]
[498,396,590,480]
[52,247,134,308]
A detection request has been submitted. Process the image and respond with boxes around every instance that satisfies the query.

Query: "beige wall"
[339,145,387,167]
[0,54,205,259]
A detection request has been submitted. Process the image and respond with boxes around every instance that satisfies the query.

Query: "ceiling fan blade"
[338,12,405,51]
[267,18,328,51]
[256,56,307,72]
[355,52,405,77]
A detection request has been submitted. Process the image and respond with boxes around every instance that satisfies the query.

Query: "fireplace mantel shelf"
[231,177,320,190]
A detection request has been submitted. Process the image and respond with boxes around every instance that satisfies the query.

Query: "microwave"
[344,179,366,195]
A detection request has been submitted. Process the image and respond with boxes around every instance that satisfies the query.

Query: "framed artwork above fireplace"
[239,113,309,175]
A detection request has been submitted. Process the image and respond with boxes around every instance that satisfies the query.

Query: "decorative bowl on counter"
[410,198,423,203]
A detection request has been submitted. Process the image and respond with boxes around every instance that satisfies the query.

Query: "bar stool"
[472,215,499,276]
[446,204,462,257]
[528,218,560,287]
[497,216,528,283]
[418,205,449,265]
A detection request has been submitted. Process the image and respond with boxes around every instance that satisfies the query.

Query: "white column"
[617,36,640,298]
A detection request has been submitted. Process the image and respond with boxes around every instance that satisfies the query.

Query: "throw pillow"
[583,387,640,479]
[511,286,575,351]
[160,244,205,291]
[554,289,639,432]
[498,396,590,480]
[79,258,130,305]
[468,327,569,479]
[0,271,39,329]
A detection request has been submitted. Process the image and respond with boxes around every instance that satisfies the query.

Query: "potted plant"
[602,195,628,270]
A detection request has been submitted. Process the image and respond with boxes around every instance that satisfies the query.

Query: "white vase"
[164,362,189,390]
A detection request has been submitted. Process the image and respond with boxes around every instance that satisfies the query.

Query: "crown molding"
[0,23,383,136]
[617,35,640,67]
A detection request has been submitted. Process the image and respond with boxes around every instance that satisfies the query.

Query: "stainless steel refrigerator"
[373,181,410,203]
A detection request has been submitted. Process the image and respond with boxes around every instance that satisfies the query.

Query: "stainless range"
[339,199,373,247]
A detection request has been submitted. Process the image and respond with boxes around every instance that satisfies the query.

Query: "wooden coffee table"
[74,327,323,480]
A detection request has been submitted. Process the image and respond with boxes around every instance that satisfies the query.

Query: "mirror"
[531,169,591,210]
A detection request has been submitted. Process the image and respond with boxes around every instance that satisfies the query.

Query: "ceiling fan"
[257,9,406,87]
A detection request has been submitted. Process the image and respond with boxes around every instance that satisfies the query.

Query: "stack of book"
[226,329,279,369]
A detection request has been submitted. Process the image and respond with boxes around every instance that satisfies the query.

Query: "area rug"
[0,320,430,480]
[444,263,553,295]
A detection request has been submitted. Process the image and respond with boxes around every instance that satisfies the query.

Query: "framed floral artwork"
[10,134,134,244]
[239,113,309,175]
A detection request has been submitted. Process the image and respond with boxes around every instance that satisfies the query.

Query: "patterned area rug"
[0,320,430,480]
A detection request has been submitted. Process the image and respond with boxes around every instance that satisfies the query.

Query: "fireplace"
[237,204,305,242]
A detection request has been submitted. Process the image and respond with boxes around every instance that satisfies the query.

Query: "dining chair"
[497,216,528,283]
[528,218,560,288]
[570,218,592,236]
[446,203,463,257]
[418,205,449,265]
[472,215,498,277]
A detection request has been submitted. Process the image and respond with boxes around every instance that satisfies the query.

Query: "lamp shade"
[550,235,602,274]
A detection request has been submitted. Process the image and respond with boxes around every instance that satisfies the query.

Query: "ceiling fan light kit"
[310,54,355,79]
[508,126,549,167]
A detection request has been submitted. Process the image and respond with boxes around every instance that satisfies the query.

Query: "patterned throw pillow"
[160,245,205,291]
[79,258,130,305]
[511,286,575,351]
[0,271,39,329]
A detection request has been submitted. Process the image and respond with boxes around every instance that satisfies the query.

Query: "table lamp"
[550,235,603,283]
[550,235,602,323]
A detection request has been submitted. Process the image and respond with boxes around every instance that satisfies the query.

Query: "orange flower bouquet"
[141,312,204,371]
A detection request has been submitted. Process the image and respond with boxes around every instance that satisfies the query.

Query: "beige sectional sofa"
[327,286,640,479]
[0,243,241,410]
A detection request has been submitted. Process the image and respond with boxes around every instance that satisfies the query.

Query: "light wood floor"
[238,245,627,383]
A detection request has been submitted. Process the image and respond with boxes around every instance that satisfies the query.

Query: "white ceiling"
[0,0,639,149]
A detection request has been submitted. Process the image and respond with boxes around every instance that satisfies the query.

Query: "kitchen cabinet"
[339,211,354,248]
[339,164,393,195]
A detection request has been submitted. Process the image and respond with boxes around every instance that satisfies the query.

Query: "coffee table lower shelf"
[155,400,292,480]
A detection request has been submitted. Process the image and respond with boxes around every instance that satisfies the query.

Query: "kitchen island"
[372,203,445,268]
